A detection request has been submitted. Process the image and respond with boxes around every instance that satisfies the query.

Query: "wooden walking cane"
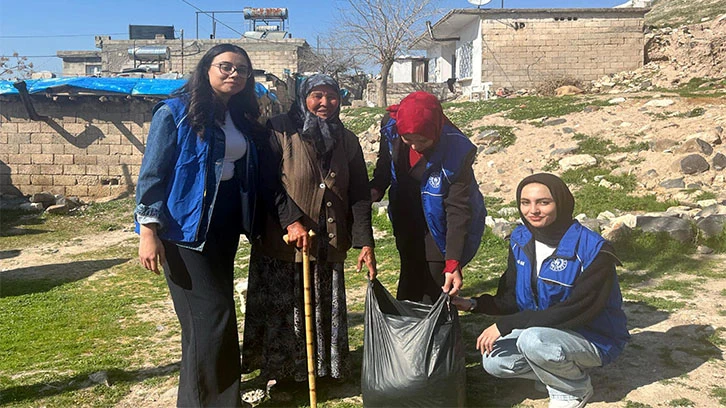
[283,230,317,408]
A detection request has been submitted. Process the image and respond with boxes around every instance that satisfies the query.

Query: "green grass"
[711,386,726,405]
[668,398,695,407]
[626,401,654,408]
[340,106,385,134]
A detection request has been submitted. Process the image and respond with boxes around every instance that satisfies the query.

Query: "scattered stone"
[636,215,694,242]
[679,154,710,174]
[713,152,726,170]
[555,85,584,96]
[602,222,632,242]
[652,138,679,152]
[676,138,713,156]
[559,154,597,170]
[696,215,726,239]
[697,245,715,254]
[696,199,719,208]
[686,129,722,145]
[644,99,675,107]
[579,218,602,233]
[608,97,626,104]
[472,129,501,145]
[45,204,70,215]
[89,371,110,387]
[604,153,628,163]
[550,146,579,156]
[562,127,575,134]
[659,178,685,189]
[30,192,56,208]
[542,118,567,126]
[583,105,601,112]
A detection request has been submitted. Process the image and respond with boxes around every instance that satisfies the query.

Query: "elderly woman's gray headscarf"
[288,73,343,156]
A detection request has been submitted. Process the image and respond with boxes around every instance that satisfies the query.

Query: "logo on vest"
[516,259,525,266]
[549,258,568,272]
[429,173,442,189]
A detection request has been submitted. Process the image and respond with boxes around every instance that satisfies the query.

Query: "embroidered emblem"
[516,259,525,266]
[549,258,567,271]
[429,173,442,188]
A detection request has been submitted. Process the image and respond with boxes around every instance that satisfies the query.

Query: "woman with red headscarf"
[370,91,486,302]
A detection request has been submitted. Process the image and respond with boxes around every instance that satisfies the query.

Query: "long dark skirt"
[241,250,350,383]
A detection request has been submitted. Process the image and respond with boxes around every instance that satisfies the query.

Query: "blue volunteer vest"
[381,118,486,265]
[150,97,257,245]
[510,221,630,365]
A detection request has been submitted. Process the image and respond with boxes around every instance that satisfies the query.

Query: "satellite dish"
[467,0,492,7]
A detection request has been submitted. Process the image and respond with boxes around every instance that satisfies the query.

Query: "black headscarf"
[516,173,576,246]
[288,73,343,156]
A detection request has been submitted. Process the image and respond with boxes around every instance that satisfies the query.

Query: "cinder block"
[66,185,89,197]
[53,175,78,186]
[40,164,63,175]
[41,144,65,154]
[31,154,53,164]
[31,174,53,185]
[53,154,74,165]
[63,164,86,175]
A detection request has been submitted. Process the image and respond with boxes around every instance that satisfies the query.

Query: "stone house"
[411,8,649,97]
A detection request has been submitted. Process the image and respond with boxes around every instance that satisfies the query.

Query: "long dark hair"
[173,43,260,136]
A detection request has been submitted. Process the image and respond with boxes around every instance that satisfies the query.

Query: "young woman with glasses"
[135,43,265,407]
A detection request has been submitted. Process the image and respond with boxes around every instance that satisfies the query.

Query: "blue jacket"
[510,222,630,365]
[134,96,258,249]
[381,118,486,265]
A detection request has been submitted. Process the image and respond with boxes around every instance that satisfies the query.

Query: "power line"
[179,0,245,37]
[0,33,125,39]
[0,55,59,58]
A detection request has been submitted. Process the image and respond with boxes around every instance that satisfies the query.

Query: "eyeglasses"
[212,62,252,78]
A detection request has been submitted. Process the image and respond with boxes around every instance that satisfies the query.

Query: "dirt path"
[4,225,725,407]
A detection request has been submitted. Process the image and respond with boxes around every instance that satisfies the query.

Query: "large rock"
[30,192,56,208]
[636,215,694,242]
[660,178,685,189]
[713,152,726,170]
[696,215,726,239]
[679,154,710,174]
[559,154,597,170]
[644,99,675,107]
[676,138,713,156]
[687,129,722,145]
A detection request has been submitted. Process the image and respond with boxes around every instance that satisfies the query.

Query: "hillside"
[646,0,726,28]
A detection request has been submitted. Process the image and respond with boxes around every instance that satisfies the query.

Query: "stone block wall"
[100,38,308,79]
[365,82,454,107]
[480,9,645,89]
[0,95,156,198]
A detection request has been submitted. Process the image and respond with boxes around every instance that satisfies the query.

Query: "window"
[456,42,473,79]
[86,65,102,75]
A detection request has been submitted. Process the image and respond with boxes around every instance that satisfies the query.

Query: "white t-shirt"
[534,240,557,275]
[220,111,248,181]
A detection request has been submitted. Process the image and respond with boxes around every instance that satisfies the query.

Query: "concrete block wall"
[101,38,308,79]
[365,82,454,107]
[0,95,156,198]
[480,10,645,89]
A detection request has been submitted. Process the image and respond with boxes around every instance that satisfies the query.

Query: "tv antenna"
[467,0,492,8]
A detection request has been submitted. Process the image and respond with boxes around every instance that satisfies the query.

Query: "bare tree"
[299,34,363,83]
[0,52,34,80]
[338,0,436,107]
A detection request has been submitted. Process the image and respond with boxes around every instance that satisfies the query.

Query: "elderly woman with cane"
[453,173,629,408]
[241,74,377,402]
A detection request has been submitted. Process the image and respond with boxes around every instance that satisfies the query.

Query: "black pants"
[394,232,446,303]
[162,179,242,407]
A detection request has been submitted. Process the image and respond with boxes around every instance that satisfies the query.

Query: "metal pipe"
[13,81,47,122]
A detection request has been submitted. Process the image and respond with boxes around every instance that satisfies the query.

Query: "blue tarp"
[0,77,277,102]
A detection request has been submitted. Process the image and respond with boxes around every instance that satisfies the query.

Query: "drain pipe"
[426,21,460,42]
[13,80,47,122]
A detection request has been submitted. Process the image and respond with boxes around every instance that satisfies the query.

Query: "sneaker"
[548,388,594,408]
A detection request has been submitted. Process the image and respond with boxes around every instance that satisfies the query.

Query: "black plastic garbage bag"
[361,279,466,407]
